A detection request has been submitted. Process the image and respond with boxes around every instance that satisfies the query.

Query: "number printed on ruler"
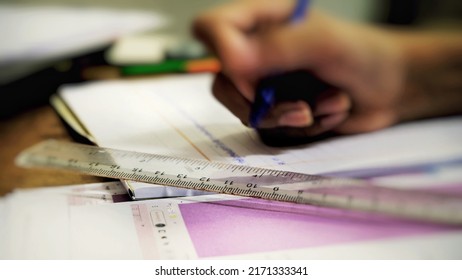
[16,140,462,225]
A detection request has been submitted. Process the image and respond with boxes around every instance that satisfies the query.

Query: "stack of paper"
[56,73,462,199]
[2,73,462,259]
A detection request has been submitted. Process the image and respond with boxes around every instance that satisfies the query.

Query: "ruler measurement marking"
[15,140,462,225]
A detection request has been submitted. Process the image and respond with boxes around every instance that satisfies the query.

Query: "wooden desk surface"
[0,105,106,196]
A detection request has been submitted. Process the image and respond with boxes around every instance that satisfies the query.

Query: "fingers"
[193,0,300,99]
[257,89,350,138]
[256,111,349,147]
[313,90,351,116]
[284,111,349,138]
[193,0,347,101]
[258,101,313,128]
[192,0,297,72]
[334,110,396,134]
[193,0,297,47]
[213,73,351,138]
[275,101,313,127]
[196,1,377,141]
[253,13,338,72]
[212,73,252,125]
[259,90,351,127]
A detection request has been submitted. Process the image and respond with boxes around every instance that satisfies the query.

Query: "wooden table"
[0,105,106,196]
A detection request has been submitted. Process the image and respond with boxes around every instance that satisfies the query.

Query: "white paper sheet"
[59,73,462,198]
[0,4,167,83]
[0,198,9,259]
[0,182,131,259]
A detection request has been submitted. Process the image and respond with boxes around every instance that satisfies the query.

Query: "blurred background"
[0,0,461,118]
[3,0,462,34]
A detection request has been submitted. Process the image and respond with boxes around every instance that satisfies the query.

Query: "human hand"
[193,0,462,144]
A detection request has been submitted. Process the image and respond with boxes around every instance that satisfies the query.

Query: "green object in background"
[120,58,221,76]
[121,60,186,75]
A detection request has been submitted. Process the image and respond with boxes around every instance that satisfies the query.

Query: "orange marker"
[121,58,221,76]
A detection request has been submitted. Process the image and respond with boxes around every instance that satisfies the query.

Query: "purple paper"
[179,198,455,258]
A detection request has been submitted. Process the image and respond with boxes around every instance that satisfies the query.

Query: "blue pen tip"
[261,89,276,104]
[291,0,309,23]
[250,88,275,128]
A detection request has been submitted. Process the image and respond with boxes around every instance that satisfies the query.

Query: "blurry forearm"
[396,31,462,121]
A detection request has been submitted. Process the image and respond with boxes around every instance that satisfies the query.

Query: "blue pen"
[249,0,310,128]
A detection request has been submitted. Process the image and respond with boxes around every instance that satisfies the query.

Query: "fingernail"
[314,92,351,116]
[278,109,313,127]
[320,112,348,128]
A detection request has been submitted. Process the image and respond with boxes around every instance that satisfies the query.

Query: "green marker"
[121,58,220,76]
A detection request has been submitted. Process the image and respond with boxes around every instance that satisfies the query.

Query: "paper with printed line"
[57,73,462,199]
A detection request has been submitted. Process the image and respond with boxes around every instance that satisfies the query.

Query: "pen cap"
[256,70,335,146]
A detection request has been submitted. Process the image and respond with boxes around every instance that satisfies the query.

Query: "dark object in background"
[384,0,421,25]
[0,47,108,119]
[381,0,462,26]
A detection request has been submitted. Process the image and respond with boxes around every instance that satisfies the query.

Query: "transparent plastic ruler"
[16,140,462,225]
